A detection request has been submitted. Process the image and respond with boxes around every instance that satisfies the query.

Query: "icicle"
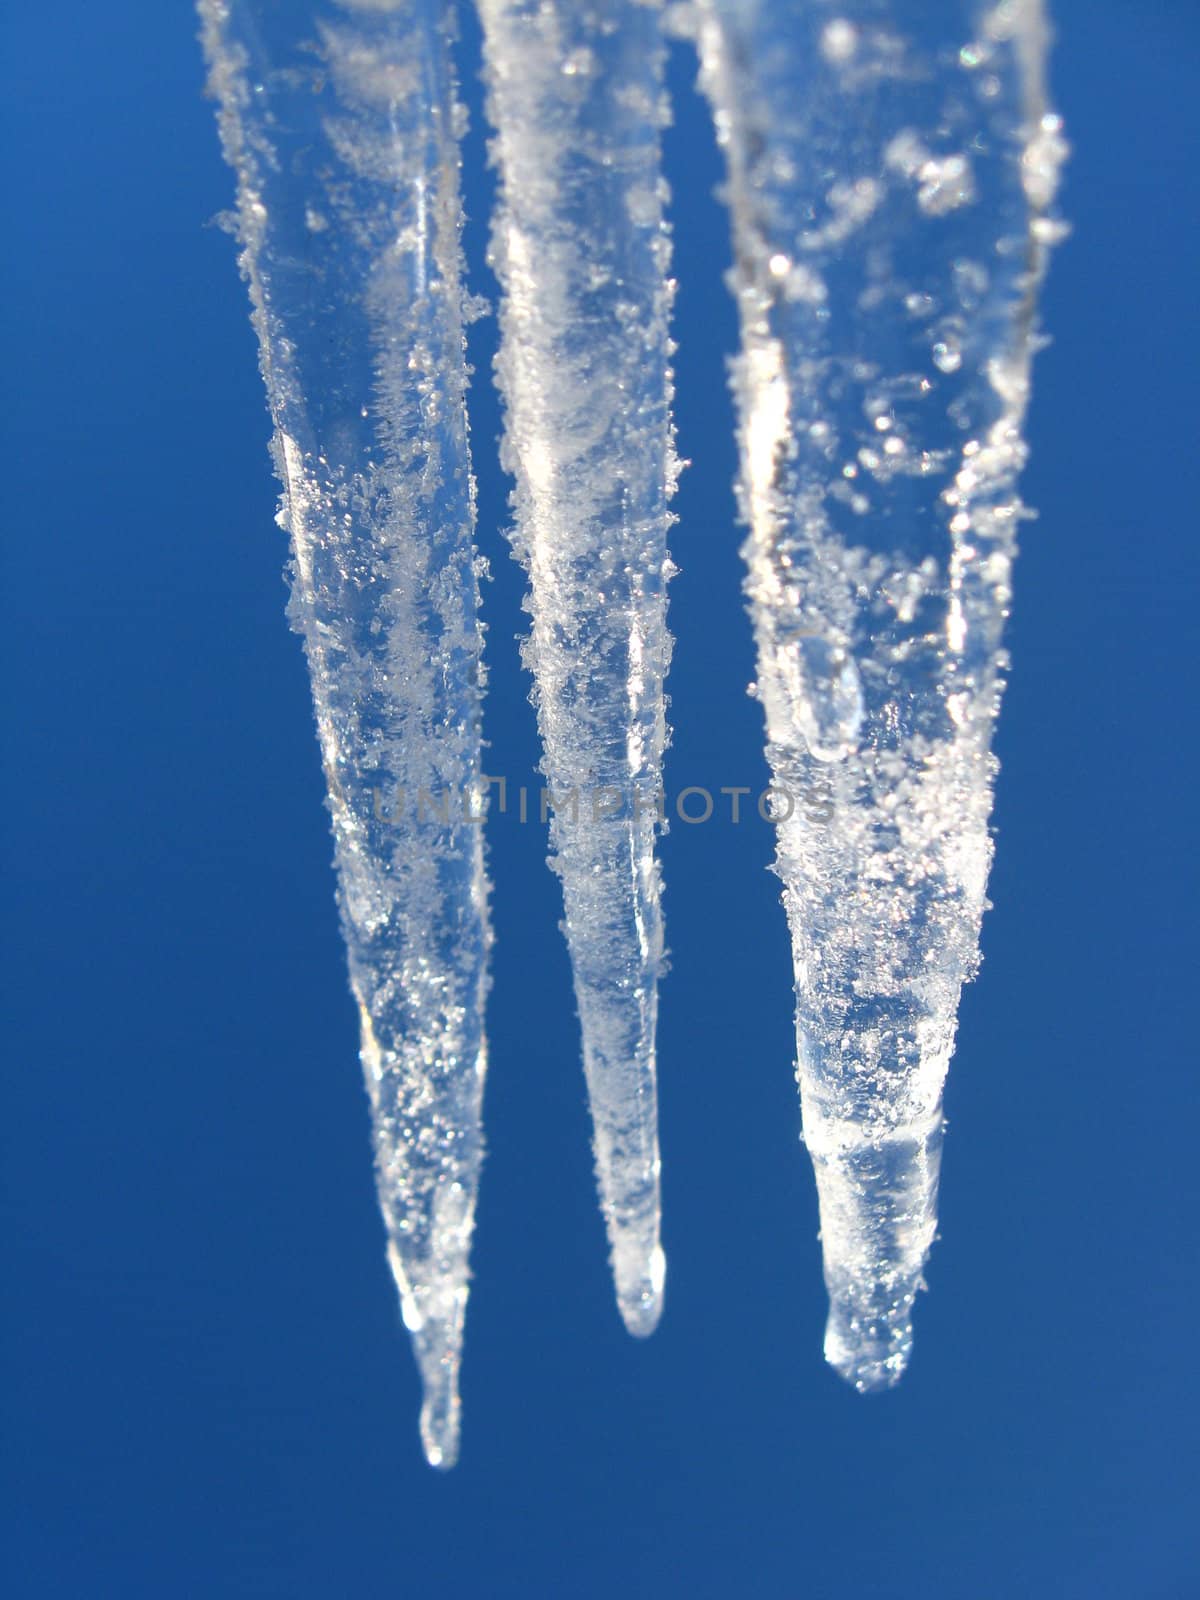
[693,0,1065,1387]
[199,0,490,1467]
[476,0,677,1334]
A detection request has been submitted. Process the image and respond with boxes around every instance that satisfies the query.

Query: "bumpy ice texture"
[200,0,491,1467]
[693,0,1065,1388]
[478,0,678,1333]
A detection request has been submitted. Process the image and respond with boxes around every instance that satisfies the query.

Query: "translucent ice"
[200,0,490,1467]
[477,0,678,1333]
[693,0,1065,1388]
[201,0,1064,1454]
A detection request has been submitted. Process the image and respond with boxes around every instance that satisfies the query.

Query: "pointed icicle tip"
[389,1244,468,1470]
[615,1241,667,1339]
[823,1295,915,1395]
[418,1356,462,1472]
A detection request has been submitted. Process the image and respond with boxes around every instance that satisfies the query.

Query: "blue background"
[3,2,1198,1595]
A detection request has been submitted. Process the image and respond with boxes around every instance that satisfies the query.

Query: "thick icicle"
[200,0,490,1467]
[476,0,677,1333]
[694,0,1065,1387]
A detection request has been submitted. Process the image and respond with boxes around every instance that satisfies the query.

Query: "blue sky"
[3,2,1198,1595]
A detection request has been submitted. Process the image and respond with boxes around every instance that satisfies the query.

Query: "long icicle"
[200,0,490,1467]
[476,0,678,1334]
[694,0,1065,1387]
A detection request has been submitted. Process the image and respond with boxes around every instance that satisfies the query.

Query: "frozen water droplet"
[933,339,962,374]
[820,19,858,66]
[769,628,864,764]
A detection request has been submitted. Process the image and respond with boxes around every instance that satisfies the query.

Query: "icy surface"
[200,0,490,1467]
[694,0,1065,1388]
[478,0,678,1333]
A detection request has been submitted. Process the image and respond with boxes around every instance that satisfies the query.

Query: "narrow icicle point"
[476,0,677,1334]
[200,0,491,1468]
[694,0,1065,1388]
